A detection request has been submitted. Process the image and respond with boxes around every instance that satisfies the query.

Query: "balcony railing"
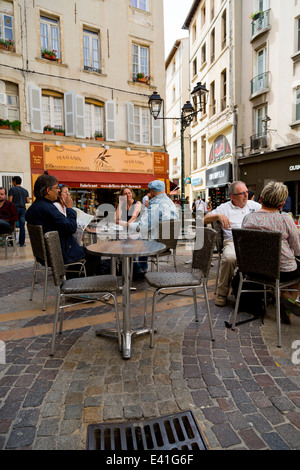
[251,71,270,95]
[252,9,270,37]
[250,133,268,151]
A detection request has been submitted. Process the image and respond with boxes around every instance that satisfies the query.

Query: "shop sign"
[289,165,300,172]
[192,178,203,187]
[209,135,231,163]
[43,144,154,174]
[206,162,232,188]
[30,142,44,169]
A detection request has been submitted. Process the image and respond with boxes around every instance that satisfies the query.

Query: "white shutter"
[64,91,75,136]
[127,102,135,143]
[29,85,43,133]
[0,93,5,119]
[105,100,116,141]
[75,95,85,138]
[152,112,162,147]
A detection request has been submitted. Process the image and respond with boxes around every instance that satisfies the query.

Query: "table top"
[86,239,166,257]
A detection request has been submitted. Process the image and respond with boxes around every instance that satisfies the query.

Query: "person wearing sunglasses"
[25,174,103,276]
[204,181,261,307]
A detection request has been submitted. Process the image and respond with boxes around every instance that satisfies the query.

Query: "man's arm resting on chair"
[204,212,231,230]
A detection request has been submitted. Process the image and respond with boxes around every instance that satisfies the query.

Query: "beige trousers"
[217,239,237,297]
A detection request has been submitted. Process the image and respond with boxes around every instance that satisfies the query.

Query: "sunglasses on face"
[233,191,249,197]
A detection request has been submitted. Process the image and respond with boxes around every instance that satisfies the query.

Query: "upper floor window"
[130,0,149,12]
[296,17,300,53]
[127,102,162,146]
[192,21,197,43]
[221,10,227,49]
[201,43,206,66]
[210,28,215,63]
[209,81,216,117]
[40,15,60,59]
[42,91,64,130]
[0,81,19,121]
[0,1,13,43]
[255,105,268,136]
[132,43,149,80]
[221,69,227,111]
[211,0,215,21]
[201,3,206,28]
[83,28,101,73]
[295,87,300,122]
[85,100,104,138]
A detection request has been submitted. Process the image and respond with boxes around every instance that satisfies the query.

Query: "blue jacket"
[25,198,85,263]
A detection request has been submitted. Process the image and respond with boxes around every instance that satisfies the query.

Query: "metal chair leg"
[203,279,215,341]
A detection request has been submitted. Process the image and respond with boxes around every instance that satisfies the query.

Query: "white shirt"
[212,200,261,240]
[53,202,67,216]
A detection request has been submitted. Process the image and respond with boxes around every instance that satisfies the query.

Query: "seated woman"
[53,184,69,216]
[115,187,146,278]
[242,181,300,323]
[115,187,142,228]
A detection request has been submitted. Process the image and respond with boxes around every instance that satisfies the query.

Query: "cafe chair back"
[144,227,216,348]
[211,220,223,293]
[27,224,87,311]
[231,228,300,348]
[149,218,182,272]
[44,231,121,356]
[27,224,51,311]
[0,230,17,260]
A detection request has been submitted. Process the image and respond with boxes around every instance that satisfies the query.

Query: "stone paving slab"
[0,252,300,450]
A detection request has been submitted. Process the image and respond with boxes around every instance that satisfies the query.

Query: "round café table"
[86,239,166,359]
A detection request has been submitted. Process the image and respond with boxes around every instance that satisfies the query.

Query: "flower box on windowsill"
[54,130,65,136]
[95,137,104,141]
[44,53,57,60]
[0,125,9,129]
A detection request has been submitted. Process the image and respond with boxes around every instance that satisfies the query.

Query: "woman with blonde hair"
[242,181,300,323]
[115,186,142,227]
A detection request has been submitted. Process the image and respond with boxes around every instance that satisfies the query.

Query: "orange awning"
[48,170,164,189]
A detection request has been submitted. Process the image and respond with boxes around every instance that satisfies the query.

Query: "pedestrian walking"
[8,176,30,247]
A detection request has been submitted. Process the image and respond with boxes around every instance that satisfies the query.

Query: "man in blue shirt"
[132,180,179,239]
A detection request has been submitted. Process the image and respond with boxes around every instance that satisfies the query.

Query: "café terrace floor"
[0,236,300,451]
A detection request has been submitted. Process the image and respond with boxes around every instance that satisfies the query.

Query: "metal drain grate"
[86,411,207,450]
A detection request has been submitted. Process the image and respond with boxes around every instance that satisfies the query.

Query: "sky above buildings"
[163,0,194,58]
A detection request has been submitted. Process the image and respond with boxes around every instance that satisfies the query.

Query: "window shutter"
[29,85,43,133]
[105,100,116,141]
[75,95,85,138]
[127,102,135,143]
[0,93,5,119]
[64,91,75,136]
[152,113,162,147]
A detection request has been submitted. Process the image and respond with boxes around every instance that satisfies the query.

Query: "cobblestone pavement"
[0,242,300,451]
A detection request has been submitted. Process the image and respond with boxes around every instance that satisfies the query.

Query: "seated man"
[134,179,179,239]
[0,187,18,235]
[129,180,179,278]
[25,174,102,276]
[204,181,261,307]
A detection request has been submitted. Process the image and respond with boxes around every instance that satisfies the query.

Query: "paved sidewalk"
[0,241,300,450]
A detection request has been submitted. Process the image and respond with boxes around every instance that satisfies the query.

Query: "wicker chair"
[144,227,216,348]
[27,224,86,311]
[150,219,181,272]
[0,231,17,259]
[44,231,120,356]
[211,220,223,293]
[231,228,300,348]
